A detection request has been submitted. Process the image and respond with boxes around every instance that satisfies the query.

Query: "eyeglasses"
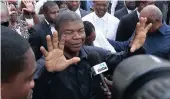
[1,21,9,27]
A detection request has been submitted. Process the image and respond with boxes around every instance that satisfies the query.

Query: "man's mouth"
[71,43,82,48]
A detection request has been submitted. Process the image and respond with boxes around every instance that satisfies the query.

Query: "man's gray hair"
[55,9,83,38]
[141,5,163,21]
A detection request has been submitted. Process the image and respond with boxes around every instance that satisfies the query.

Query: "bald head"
[0,2,9,23]
[140,5,162,22]
[140,5,163,32]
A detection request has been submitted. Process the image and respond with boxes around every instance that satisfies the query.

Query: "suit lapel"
[122,7,128,15]
[131,11,139,24]
[41,20,53,36]
[80,9,84,18]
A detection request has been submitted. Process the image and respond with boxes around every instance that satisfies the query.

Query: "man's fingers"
[66,57,81,66]
[139,17,147,27]
[130,44,137,53]
[101,85,107,92]
[145,23,152,31]
[11,11,16,14]
[22,8,27,11]
[104,78,112,87]
[52,31,59,49]
[58,35,65,50]
[23,0,27,5]
[40,46,48,57]
[46,35,54,52]
[136,22,140,30]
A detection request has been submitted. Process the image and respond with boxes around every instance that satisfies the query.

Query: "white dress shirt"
[136,10,140,18]
[111,0,118,15]
[25,18,34,26]
[83,12,119,53]
[127,8,133,14]
[45,19,56,34]
[75,8,81,17]
[83,12,119,40]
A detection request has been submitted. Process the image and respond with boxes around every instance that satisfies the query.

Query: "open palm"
[40,32,80,72]
[130,17,152,52]
[22,0,35,13]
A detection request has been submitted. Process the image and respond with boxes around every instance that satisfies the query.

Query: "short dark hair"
[1,26,30,82]
[83,21,95,36]
[43,1,57,12]
[135,1,147,7]
[54,1,66,8]
[55,10,82,38]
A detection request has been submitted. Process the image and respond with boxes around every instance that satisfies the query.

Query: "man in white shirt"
[83,0,119,53]
[66,0,89,18]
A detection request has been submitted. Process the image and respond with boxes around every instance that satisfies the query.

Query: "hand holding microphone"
[87,52,112,98]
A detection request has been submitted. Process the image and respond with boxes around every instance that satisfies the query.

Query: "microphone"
[87,52,110,93]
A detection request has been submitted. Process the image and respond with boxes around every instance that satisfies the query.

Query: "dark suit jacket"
[115,1,124,11]
[116,11,139,41]
[114,7,128,19]
[29,20,52,60]
[80,8,90,17]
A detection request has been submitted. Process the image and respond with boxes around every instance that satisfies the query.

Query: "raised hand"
[130,17,152,53]
[40,31,81,72]
[22,0,35,13]
[5,2,16,15]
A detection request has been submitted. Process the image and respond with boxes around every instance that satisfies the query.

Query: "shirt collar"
[78,46,88,59]
[126,8,133,14]
[75,8,81,17]
[93,12,108,22]
[44,18,50,25]
[158,21,169,35]
[44,18,55,27]
[136,9,140,18]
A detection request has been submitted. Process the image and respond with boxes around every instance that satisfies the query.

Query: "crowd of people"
[1,0,170,99]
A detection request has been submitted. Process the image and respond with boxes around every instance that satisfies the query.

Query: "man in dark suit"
[66,0,89,18]
[116,1,154,41]
[114,0,136,19]
[29,1,59,60]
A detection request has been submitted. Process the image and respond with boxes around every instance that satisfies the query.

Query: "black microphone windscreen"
[87,52,102,66]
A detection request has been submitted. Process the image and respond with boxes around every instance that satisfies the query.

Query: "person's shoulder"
[107,13,120,23]
[33,21,44,30]
[114,7,126,15]
[1,26,15,34]
[82,12,94,20]
[119,11,135,22]
[165,24,170,33]
[80,8,90,14]
[83,45,110,54]
[83,46,111,60]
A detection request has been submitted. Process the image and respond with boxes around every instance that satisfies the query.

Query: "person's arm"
[22,0,40,25]
[32,12,40,24]
[108,39,130,52]
[105,17,152,71]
